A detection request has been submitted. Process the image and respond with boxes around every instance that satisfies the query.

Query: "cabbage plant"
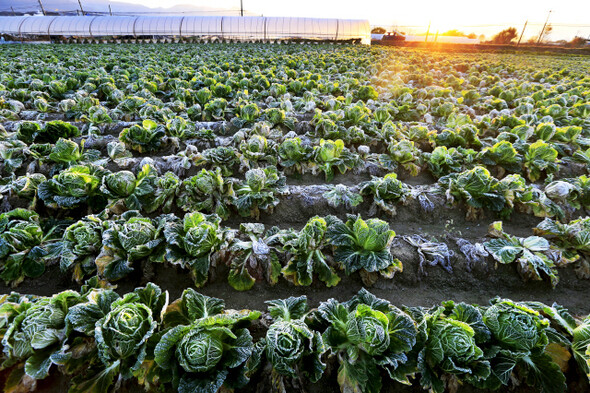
[95,211,165,281]
[163,212,228,287]
[256,296,326,390]
[195,146,239,177]
[119,119,166,153]
[57,215,103,283]
[100,164,158,213]
[37,164,109,210]
[277,137,313,174]
[227,223,293,291]
[326,215,401,285]
[523,140,559,182]
[48,138,101,169]
[0,290,82,384]
[360,173,410,216]
[66,284,167,393]
[234,166,287,219]
[312,139,359,181]
[155,289,260,393]
[415,301,491,393]
[0,209,49,286]
[238,134,277,169]
[177,168,235,220]
[314,289,416,393]
[481,299,566,392]
[534,217,590,265]
[485,221,559,287]
[282,216,340,287]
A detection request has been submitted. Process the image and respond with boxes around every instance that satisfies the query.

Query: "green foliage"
[234,166,287,219]
[485,221,559,287]
[58,215,103,283]
[313,139,359,181]
[119,119,166,153]
[326,215,401,284]
[0,290,83,382]
[227,224,292,291]
[0,209,48,286]
[360,173,410,216]
[481,299,566,393]
[163,212,227,287]
[282,216,340,287]
[416,301,491,393]
[315,289,417,393]
[95,211,165,281]
[263,296,326,383]
[177,168,235,220]
[154,289,260,393]
[66,284,167,393]
[37,164,109,210]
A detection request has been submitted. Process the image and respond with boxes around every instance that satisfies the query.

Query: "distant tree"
[567,36,587,47]
[441,29,466,37]
[478,34,486,41]
[371,27,386,34]
[492,27,518,44]
[467,33,477,39]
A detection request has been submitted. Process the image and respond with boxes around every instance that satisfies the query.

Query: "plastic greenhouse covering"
[0,15,371,43]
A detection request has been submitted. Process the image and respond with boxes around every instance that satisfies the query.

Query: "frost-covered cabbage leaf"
[360,173,410,216]
[100,164,158,213]
[0,290,83,386]
[37,164,109,210]
[278,137,313,174]
[326,214,401,285]
[66,284,167,393]
[57,215,103,283]
[312,139,359,181]
[154,289,260,393]
[253,296,326,391]
[480,298,566,393]
[485,221,559,287]
[282,216,340,287]
[163,212,229,287]
[227,223,293,291]
[0,209,48,286]
[234,166,288,219]
[119,119,166,153]
[313,289,416,393]
[177,168,235,220]
[95,211,165,282]
[414,301,491,393]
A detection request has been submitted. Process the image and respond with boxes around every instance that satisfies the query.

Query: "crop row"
[2,284,589,393]
[2,144,590,228]
[2,204,590,290]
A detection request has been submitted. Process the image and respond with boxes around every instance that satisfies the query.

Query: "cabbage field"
[0,43,590,392]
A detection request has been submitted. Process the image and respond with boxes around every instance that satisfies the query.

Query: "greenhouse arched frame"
[0,15,371,44]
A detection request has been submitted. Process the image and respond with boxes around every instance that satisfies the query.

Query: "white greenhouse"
[0,16,371,44]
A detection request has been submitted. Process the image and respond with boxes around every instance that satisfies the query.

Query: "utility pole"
[38,0,46,16]
[517,21,527,46]
[537,10,551,44]
[78,0,85,15]
[109,5,113,16]
[240,0,243,16]
[11,6,16,15]
[424,21,431,43]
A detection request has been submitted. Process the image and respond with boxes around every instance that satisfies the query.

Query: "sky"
[116,0,590,40]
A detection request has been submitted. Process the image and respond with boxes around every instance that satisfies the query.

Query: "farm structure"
[0,15,371,44]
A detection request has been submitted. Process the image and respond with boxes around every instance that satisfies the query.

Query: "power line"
[537,10,552,44]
